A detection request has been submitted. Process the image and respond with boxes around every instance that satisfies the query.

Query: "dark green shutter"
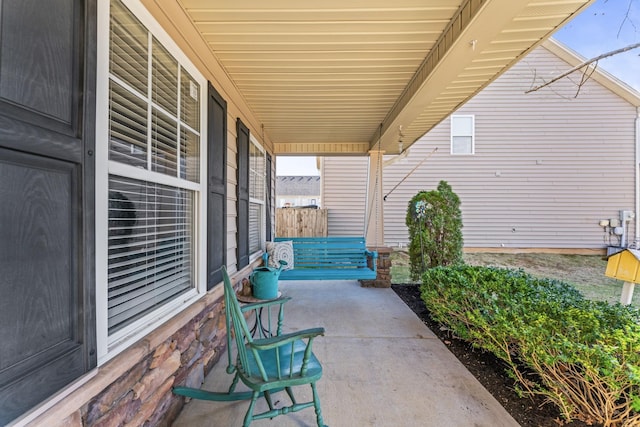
[0,0,97,422]
[207,84,227,288]
[236,119,250,269]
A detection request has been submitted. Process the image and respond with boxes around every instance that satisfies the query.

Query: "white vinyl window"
[104,0,204,340]
[451,115,475,155]
[249,139,265,254]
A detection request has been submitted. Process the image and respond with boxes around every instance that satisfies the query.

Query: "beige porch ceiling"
[147,0,594,155]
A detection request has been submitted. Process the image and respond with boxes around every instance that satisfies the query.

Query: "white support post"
[365,149,385,248]
[621,282,636,305]
[635,107,639,246]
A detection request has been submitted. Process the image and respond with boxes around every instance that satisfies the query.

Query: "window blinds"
[107,176,193,333]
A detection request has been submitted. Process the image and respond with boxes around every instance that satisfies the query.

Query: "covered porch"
[173,280,518,426]
[0,0,597,424]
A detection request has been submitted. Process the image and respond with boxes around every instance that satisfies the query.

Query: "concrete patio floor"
[172,280,519,427]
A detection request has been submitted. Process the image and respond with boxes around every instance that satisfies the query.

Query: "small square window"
[451,115,475,155]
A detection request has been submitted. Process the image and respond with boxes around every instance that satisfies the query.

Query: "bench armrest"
[365,249,378,259]
[365,249,378,273]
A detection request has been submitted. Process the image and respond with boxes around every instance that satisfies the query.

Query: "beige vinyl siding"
[322,156,369,236]
[325,45,638,250]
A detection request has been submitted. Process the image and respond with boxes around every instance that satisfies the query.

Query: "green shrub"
[421,265,640,426]
[405,181,463,280]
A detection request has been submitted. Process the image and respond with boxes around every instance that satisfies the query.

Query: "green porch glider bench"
[263,236,378,281]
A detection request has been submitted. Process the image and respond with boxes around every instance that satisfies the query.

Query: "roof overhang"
[142,0,595,155]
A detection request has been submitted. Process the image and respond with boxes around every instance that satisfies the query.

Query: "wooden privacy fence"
[276,208,328,237]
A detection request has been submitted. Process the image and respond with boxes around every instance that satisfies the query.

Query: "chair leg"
[228,371,240,393]
[243,391,260,427]
[311,382,326,427]
[285,386,297,405]
[264,390,274,411]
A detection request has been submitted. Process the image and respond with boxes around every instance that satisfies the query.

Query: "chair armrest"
[241,296,292,338]
[364,249,378,259]
[240,296,292,313]
[251,327,325,350]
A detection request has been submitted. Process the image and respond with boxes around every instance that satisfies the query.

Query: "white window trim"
[249,135,266,258]
[450,114,475,155]
[95,0,208,364]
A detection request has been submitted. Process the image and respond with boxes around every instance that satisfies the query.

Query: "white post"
[365,149,385,248]
[621,282,636,305]
[634,107,639,246]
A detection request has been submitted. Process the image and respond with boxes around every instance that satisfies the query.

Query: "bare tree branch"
[617,0,637,38]
[574,61,598,98]
[525,42,640,94]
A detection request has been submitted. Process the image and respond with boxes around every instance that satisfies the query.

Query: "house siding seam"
[324,44,637,250]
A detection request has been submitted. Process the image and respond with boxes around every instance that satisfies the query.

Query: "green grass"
[390,249,640,307]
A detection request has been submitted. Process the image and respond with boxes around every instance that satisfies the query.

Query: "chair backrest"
[222,266,321,387]
[222,266,277,382]
[222,267,254,376]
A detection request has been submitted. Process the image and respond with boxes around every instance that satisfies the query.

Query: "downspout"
[635,106,640,246]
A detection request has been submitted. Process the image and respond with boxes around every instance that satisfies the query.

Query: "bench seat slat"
[279,268,377,281]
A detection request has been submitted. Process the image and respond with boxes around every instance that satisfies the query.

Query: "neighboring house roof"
[276,176,321,196]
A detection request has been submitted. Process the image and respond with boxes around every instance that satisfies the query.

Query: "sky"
[555,0,640,92]
[276,156,320,176]
[276,0,640,176]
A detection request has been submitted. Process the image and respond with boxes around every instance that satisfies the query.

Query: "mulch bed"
[391,283,598,427]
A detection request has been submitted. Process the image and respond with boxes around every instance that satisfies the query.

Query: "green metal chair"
[173,266,327,427]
